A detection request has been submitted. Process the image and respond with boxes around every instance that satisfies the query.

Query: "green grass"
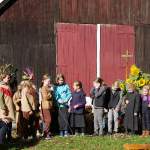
[2,135,150,150]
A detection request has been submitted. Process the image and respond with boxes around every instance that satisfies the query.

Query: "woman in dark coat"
[124,83,141,134]
[69,81,86,136]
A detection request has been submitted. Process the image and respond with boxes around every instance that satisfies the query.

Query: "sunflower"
[133,80,138,87]
[126,78,133,84]
[145,79,150,85]
[138,78,146,87]
[130,65,140,76]
[119,83,126,91]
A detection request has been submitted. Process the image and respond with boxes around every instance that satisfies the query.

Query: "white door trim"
[97,24,100,77]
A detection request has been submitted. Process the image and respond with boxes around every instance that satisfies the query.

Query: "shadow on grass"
[0,138,40,150]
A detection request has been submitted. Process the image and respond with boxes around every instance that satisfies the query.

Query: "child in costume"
[20,68,36,140]
[13,85,23,138]
[40,74,53,140]
[0,64,15,144]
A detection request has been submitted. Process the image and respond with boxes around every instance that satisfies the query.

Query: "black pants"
[142,112,150,130]
[22,112,36,139]
[58,108,69,131]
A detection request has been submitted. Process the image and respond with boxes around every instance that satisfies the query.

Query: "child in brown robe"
[13,85,23,138]
[0,74,15,144]
[40,74,53,140]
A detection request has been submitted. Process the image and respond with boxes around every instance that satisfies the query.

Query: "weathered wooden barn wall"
[0,0,150,88]
[57,0,150,25]
[0,0,56,86]
[56,0,150,73]
[135,25,150,73]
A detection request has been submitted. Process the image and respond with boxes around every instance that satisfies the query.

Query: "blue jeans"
[6,122,12,140]
[0,121,8,144]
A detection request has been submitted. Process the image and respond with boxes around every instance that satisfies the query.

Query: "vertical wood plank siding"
[135,25,150,73]
[0,0,56,86]
[0,0,150,88]
[58,0,150,25]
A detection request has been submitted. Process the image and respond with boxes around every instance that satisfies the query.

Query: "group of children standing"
[91,78,150,137]
[0,69,150,144]
[53,74,86,137]
[0,72,87,143]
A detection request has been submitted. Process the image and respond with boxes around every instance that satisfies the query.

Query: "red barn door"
[100,25,135,86]
[56,23,135,92]
[56,23,97,94]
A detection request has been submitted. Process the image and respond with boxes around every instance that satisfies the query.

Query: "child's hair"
[126,83,135,90]
[93,77,103,85]
[112,81,119,87]
[74,80,82,89]
[40,74,50,87]
[0,73,10,81]
[142,85,150,91]
[20,80,31,89]
[56,73,65,84]
[42,74,50,81]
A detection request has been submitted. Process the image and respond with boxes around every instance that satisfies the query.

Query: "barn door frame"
[97,24,101,77]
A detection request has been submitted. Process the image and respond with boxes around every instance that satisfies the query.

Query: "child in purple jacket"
[69,81,86,136]
[141,85,150,137]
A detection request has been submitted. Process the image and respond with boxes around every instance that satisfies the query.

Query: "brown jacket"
[21,87,36,112]
[41,86,53,109]
[0,84,15,122]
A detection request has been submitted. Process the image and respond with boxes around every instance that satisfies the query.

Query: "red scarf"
[0,87,12,97]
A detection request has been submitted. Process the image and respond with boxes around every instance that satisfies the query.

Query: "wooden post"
[121,50,133,79]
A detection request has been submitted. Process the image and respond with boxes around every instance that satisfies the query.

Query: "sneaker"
[45,135,52,140]
[64,130,68,137]
[75,132,79,136]
[36,130,41,137]
[64,134,68,137]
[81,133,85,136]
[60,131,64,137]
